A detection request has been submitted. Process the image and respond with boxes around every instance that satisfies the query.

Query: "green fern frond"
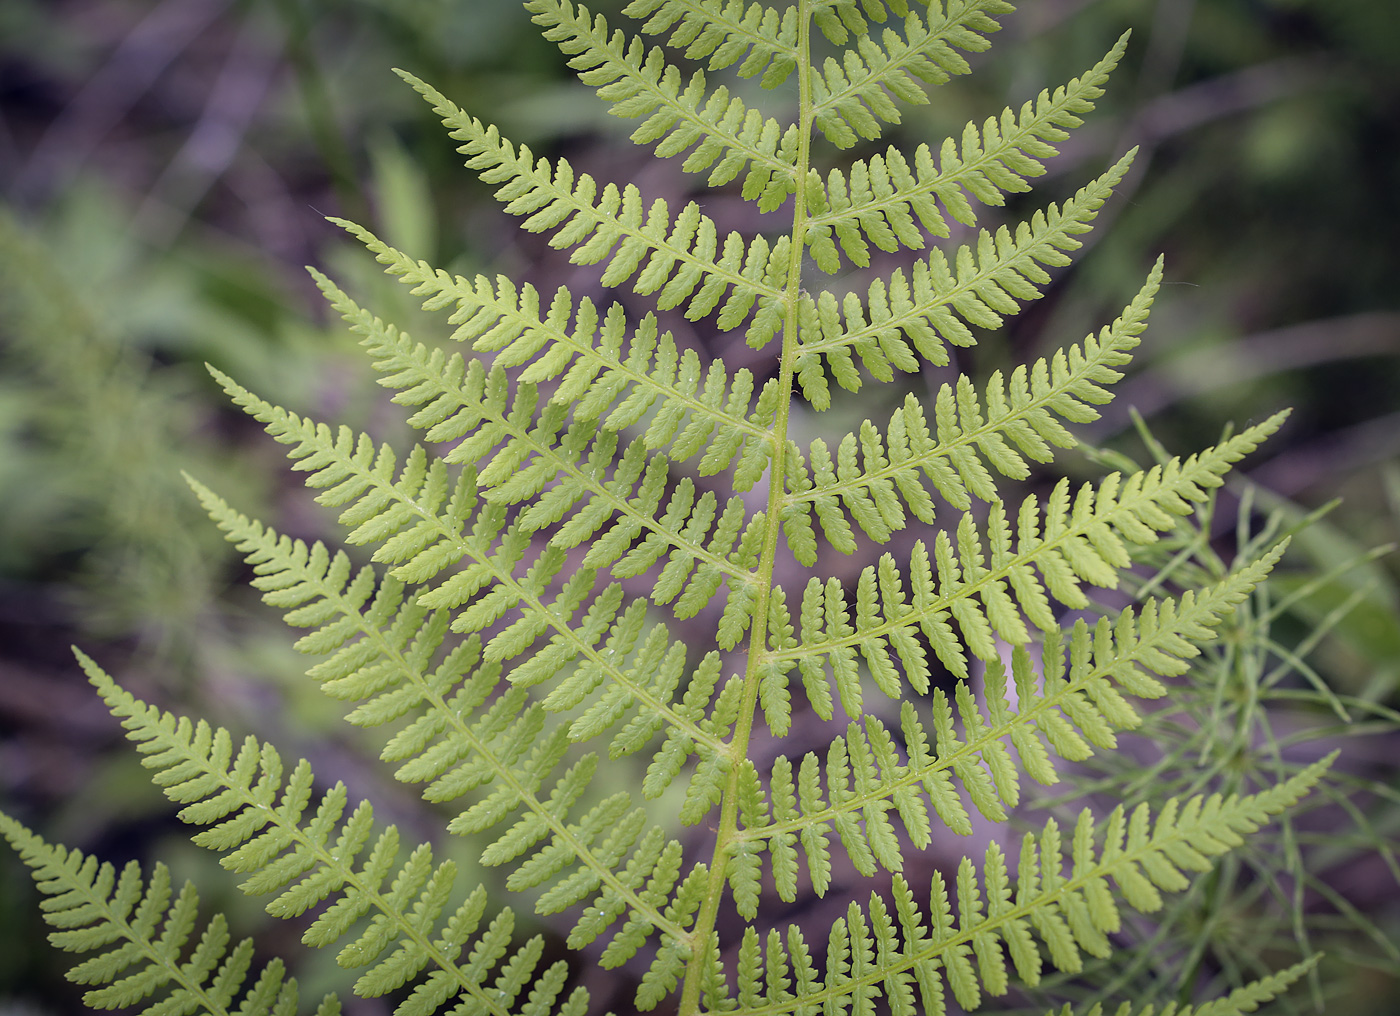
[741,546,1289,890]
[779,413,1288,688]
[797,155,1139,403]
[4,4,1341,1015]
[808,2,1013,149]
[807,33,1127,267]
[0,813,338,1016]
[399,71,791,345]
[531,0,800,202]
[66,654,600,1016]
[716,758,1331,1016]
[622,0,800,84]
[790,258,1155,527]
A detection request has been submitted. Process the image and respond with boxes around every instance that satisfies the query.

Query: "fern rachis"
[2,3,1335,1016]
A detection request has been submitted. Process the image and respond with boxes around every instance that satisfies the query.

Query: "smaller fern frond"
[0,813,337,1016]
[531,0,801,204]
[729,759,1331,1016]
[808,0,1012,48]
[805,33,1127,268]
[788,260,1154,541]
[797,157,1139,407]
[398,71,791,344]
[808,2,1013,150]
[742,546,1288,890]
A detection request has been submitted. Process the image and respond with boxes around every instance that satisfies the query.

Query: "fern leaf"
[14,660,592,1016]
[789,257,1154,536]
[1041,956,1320,1016]
[397,70,792,344]
[199,367,736,734]
[738,546,1290,881]
[798,156,1139,403]
[312,272,766,633]
[5,4,1338,1014]
[187,481,720,978]
[808,3,1013,150]
[533,0,801,203]
[623,0,801,81]
[736,758,1330,1014]
[806,33,1128,268]
[329,227,781,490]
[784,414,1287,694]
[0,814,327,1016]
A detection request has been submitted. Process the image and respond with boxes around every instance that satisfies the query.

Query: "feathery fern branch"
[736,546,1290,891]
[0,813,340,1016]
[532,0,800,198]
[797,154,1138,405]
[807,2,1012,149]
[806,33,1128,269]
[401,70,791,347]
[335,222,783,486]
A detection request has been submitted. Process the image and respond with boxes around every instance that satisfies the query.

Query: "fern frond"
[805,33,1127,268]
[623,0,800,85]
[797,156,1139,405]
[731,759,1331,1015]
[335,222,784,488]
[788,260,1154,538]
[398,71,791,345]
[313,271,766,635]
[808,3,1013,150]
[59,658,591,1016]
[780,413,1287,692]
[531,0,800,206]
[742,546,1289,889]
[0,813,335,1016]
[187,480,728,978]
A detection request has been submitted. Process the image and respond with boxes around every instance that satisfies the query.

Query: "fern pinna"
[2,3,1331,1016]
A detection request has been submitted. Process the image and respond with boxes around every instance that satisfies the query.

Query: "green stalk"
[676,4,815,1013]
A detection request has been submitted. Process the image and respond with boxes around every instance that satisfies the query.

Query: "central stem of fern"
[677,5,815,1013]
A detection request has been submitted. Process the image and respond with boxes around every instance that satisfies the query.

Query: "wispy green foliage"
[1,2,1341,1015]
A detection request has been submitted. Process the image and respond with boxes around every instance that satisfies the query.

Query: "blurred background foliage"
[0,1,1397,1014]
